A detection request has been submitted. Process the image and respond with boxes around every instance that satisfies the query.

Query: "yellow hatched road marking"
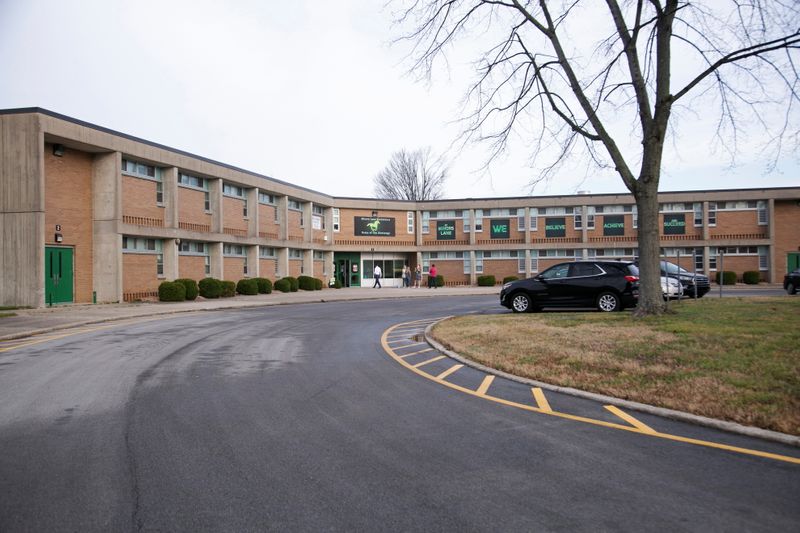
[399,348,433,359]
[381,321,800,465]
[605,405,656,434]
[0,326,108,353]
[413,355,446,368]
[436,364,464,380]
[387,338,420,345]
[476,375,495,395]
[532,388,552,413]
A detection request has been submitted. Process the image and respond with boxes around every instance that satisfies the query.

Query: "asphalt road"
[0,296,797,532]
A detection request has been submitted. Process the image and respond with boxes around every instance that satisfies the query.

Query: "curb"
[423,320,800,448]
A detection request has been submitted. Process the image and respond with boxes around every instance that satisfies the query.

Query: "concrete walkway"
[0,286,499,340]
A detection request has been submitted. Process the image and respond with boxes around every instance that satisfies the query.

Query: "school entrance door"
[334,252,361,287]
[788,252,800,273]
[45,247,74,304]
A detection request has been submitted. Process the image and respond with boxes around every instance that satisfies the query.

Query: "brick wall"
[177,186,212,228]
[287,210,304,241]
[44,145,94,303]
[288,260,303,278]
[532,214,582,242]
[122,253,160,295]
[223,197,248,233]
[423,217,469,244]
[223,257,246,282]
[178,255,207,281]
[482,259,520,281]
[258,258,278,280]
[713,256,761,280]
[258,204,280,238]
[122,175,165,223]
[774,200,800,279]
[710,210,765,237]
[587,213,638,241]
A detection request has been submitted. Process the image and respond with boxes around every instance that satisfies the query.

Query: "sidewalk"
[0,286,499,341]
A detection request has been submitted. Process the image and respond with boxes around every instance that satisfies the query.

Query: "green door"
[334,252,361,287]
[45,247,74,304]
[788,252,800,272]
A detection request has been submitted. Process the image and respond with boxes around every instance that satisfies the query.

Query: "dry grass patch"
[431,297,800,435]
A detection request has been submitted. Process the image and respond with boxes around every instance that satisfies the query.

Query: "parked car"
[785,269,800,295]
[662,276,683,299]
[656,260,710,298]
[500,261,639,313]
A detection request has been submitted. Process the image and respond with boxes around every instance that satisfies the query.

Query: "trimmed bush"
[282,276,299,292]
[253,277,272,294]
[715,271,737,285]
[502,276,519,284]
[477,275,496,287]
[221,280,236,297]
[314,278,323,290]
[274,278,292,293]
[198,277,223,299]
[298,275,316,291]
[175,278,198,301]
[158,281,186,302]
[332,279,342,289]
[742,271,760,285]
[236,278,259,295]
[435,274,444,287]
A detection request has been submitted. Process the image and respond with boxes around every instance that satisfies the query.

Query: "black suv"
[658,260,710,298]
[500,261,639,313]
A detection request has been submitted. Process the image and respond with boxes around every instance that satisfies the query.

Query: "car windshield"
[627,264,639,276]
[662,261,690,275]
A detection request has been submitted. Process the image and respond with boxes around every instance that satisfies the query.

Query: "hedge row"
[715,271,762,285]
[158,276,319,301]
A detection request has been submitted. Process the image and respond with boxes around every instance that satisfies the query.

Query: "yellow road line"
[381,322,800,465]
[436,364,464,380]
[413,355,446,368]
[389,342,426,349]
[532,388,553,413]
[399,348,434,359]
[605,405,656,434]
[386,338,419,344]
[0,326,108,353]
[476,375,495,395]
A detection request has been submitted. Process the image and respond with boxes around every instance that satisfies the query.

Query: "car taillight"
[624,275,639,282]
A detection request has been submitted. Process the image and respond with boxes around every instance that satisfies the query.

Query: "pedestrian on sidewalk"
[414,265,422,288]
[373,264,382,288]
[428,263,437,289]
[402,264,411,288]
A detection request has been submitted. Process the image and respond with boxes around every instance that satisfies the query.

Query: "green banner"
[545,217,566,238]
[437,220,456,240]
[663,213,686,235]
[603,215,625,236]
[490,219,510,239]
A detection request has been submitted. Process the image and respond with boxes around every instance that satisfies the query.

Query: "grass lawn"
[431,297,800,435]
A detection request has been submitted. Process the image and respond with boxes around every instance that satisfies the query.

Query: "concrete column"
[163,238,179,280]
[278,196,289,241]
[325,207,334,245]
[304,202,313,242]
[469,250,477,285]
[768,198,776,282]
[303,249,314,277]
[210,179,223,233]
[247,188,258,238]
[702,201,710,241]
[92,151,123,303]
[524,207,531,245]
[525,249,532,278]
[277,247,289,278]
[415,211,423,246]
[209,242,223,279]
[324,251,334,284]
[469,209,476,245]
[581,205,588,244]
[163,167,178,229]
[703,245,711,277]
[247,244,259,278]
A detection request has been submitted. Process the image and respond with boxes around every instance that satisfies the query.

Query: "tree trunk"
[633,178,666,316]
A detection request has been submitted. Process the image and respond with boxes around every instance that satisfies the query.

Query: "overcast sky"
[1,0,797,199]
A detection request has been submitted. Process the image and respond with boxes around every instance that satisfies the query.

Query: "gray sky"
[1,0,797,199]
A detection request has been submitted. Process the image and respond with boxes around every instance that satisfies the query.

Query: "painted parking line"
[413,355,446,368]
[381,320,800,466]
[399,348,434,359]
[476,375,495,395]
[436,364,464,380]
[532,387,553,413]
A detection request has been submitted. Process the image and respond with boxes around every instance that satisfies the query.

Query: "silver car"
[662,276,683,299]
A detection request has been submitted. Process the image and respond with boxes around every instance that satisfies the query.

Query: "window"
[517,208,526,231]
[541,263,570,279]
[422,211,430,233]
[312,215,323,230]
[243,199,248,218]
[179,241,208,255]
[538,249,580,258]
[694,248,704,271]
[758,246,768,270]
[289,249,303,259]
[259,192,276,205]
[223,244,246,256]
[518,256,526,273]
[122,159,160,180]
[407,211,415,234]
[243,256,248,275]
[530,254,538,273]
[570,263,602,277]
[529,208,538,231]
[157,253,164,276]
[574,209,583,230]
[463,253,471,274]
[204,256,210,276]
[178,173,206,189]
[694,203,703,226]
[288,199,302,210]
[632,205,638,229]
[463,210,471,233]
[222,183,245,198]
[587,207,595,230]
[332,208,340,232]
[260,247,276,258]
[475,251,483,273]
[312,205,325,216]
[707,202,717,226]
[156,181,163,205]
[313,251,324,261]
[544,207,570,215]
[660,203,689,212]
[475,209,483,232]
[757,201,768,225]
[122,236,161,252]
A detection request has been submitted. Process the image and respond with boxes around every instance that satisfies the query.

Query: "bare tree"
[374,148,448,200]
[395,0,799,315]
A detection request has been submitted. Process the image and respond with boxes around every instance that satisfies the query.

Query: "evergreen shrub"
[275,278,291,293]
[198,277,223,299]
[742,271,760,285]
[477,275,496,286]
[254,277,272,294]
[236,279,259,295]
[158,281,186,302]
[715,271,738,285]
[175,278,198,300]
[298,275,316,291]
[221,280,236,297]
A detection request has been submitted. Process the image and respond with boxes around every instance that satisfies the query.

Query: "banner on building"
[436,220,456,240]
[490,219,510,239]
[603,215,625,236]
[355,217,396,236]
[663,214,686,235]
[545,217,566,238]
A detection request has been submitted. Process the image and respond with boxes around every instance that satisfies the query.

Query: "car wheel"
[596,292,620,312]
[788,282,797,295]
[511,292,532,313]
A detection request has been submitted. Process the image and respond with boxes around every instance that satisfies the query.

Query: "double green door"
[789,252,800,273]
[45,247,74,304]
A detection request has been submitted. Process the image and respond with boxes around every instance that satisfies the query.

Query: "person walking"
[402,264,411,288]
[373,263,382,288]
[428,263,437,289]
[414,265,422,288]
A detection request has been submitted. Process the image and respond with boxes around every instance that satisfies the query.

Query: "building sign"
[603,215,625,236]
[355,217,396,237]
[437,220,456,240]
[663,213,686,235]
[490,219,510,239]
[545,217,566,238]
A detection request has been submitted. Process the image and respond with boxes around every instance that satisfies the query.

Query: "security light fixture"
[371,210,378,217]
[53,144,65,157]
